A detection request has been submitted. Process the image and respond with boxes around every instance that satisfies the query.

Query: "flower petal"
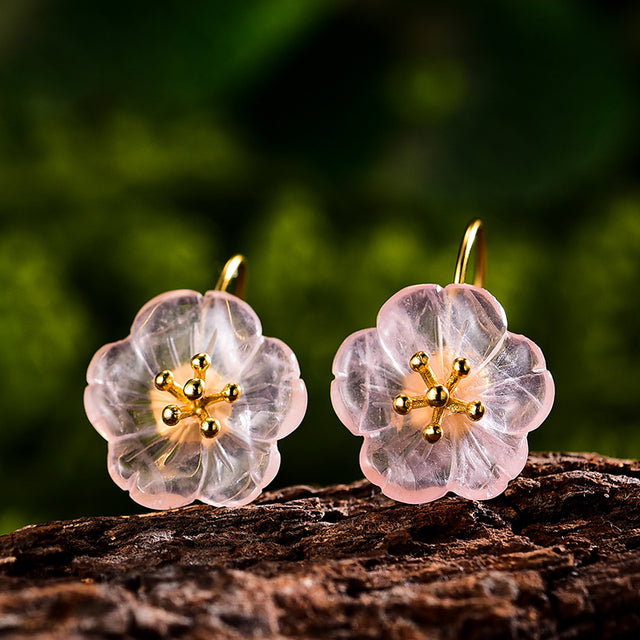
[448,421,529,500]
[439,284,508,369]
[376,284,507,375]
[360,424,454,503]
[331,329,407,435]
[376,284,444,371]
[84,338,157,440]
[107,428,204,509]
[225,337,307,442]
[197,433,280,507]
[474,333,555,435]
[131,290,204,375]
[198,291,263,380]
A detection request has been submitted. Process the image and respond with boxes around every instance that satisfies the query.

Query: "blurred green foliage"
[0,0,638,532]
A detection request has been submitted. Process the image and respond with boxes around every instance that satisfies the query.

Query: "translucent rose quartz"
[84,290,307,509]
[331,284,554,504]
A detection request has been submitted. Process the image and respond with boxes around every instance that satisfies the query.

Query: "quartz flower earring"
[330,220,554,504]
[84,255,308,509]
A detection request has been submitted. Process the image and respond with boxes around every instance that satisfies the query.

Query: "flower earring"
[84,255,307,509]
[331,220,554,504]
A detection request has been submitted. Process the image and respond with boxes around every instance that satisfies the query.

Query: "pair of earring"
[84,220,554,509]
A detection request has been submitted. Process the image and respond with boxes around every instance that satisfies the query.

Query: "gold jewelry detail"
[393,352,485,443]
[454,218,486,287]
[155,352,241,439]
[215,254,247,300]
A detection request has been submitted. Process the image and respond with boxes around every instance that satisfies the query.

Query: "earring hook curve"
[215,254,247,299]
[453,219,486,288]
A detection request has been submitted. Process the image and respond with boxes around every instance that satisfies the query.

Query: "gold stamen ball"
[183,378,205,400]
[154,370,174,390]
[162,405,181,426]
[200,417,221,439]
[410,351,429,372]
[423,425,443,443]
[223,383,241,403]
[453,357,471,377]
[426,384,449,408]
[467,400,485,421]
[393,394,412,415]
[191,353,211,372]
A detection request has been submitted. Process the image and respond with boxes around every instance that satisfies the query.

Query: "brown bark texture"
[1,452,640,639]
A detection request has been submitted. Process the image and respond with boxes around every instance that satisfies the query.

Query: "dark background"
[0,0,638,533]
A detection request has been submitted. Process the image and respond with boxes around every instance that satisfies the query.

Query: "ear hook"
[215,255,247,299]
[453,219,486,288]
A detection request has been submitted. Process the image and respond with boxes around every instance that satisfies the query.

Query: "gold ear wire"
[453,219,486,288]
[215,254,247,299]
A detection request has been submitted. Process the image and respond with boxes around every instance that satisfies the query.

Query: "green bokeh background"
[0,0,639,533]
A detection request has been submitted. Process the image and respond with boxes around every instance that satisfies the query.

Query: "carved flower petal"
[474,333,555,435]
[449,422,529,500]
[439,284,509,369]
[360,424,454,504]
[130,289,264,379]
[331,329,407,435]
[107,428,204,510]
[376,284,444,372]
[197,433,280,507]
[85,338,157,440]
[198,290,264,380]
[226,337,307,442]
[376,284,508,374]
[131,290,205,375]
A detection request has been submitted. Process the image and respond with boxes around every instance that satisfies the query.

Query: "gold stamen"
[446,400,468,413]
[154,370,188,402]
[154,353,241,439]
[154,370,174,389]
[424,404,445,443]
[410,351,438,388]
[423,424,443,443]
[191,353,211,379]
[201,417,221,439]
[203,383,242,407]
[445,357,471,393]
[466,400,485,421]
[183,378,205,401]
[393,353,485,443]
[425,384,449,408]
[393,394,412,415]
[222,383,241,402]
[162,404,182,426]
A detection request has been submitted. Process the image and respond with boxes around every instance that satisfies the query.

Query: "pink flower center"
[153,352,241,439]
[393,351,485,443]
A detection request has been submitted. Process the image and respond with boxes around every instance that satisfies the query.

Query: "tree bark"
[1,452,639,639]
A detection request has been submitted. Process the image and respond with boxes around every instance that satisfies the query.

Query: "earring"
[331,220,554,504]
[84,255,307,509]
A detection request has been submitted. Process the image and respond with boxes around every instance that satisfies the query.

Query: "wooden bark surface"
[1,452,640,639]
